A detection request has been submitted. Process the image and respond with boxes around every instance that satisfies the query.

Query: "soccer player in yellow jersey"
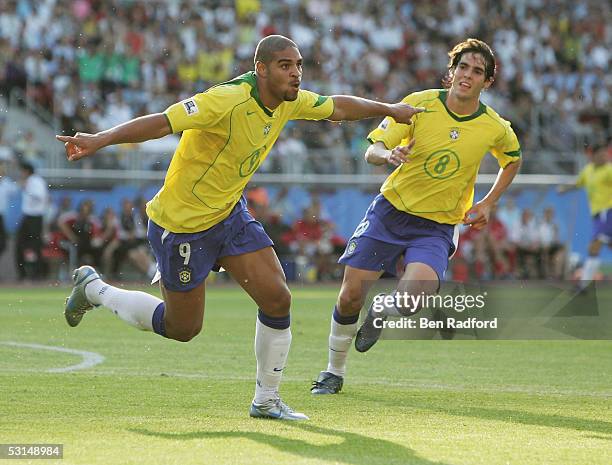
[56,35,423,420]
[559,143,612,290]
[312,39,522,395]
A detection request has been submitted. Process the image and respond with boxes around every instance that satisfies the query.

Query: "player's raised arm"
[55,113,172,161]
[328,96,424,124]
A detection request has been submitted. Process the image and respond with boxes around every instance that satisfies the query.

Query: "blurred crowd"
[0,0,609,173]
[0,158,584,283]
[451,200,568,281]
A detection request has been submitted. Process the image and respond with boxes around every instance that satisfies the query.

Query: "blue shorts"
[592,209,611,244]
[147,196,273,292]
[338,194,459,280]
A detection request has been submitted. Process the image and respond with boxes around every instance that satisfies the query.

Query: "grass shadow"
[129,422,451,465]
[346,391,612,436]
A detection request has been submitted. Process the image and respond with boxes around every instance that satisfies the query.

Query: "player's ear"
[483,77,494,90]
[255,60,268,78]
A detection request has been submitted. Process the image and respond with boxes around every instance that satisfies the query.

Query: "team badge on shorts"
[449,128,460,140]
[346,240,357,256]
[178,266,192,284]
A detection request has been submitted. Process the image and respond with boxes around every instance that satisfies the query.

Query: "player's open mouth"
[290,81,300,90]
[459,82,471,89]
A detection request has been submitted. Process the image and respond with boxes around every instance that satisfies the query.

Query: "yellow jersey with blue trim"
[367,89,521,225]
[576,162,612,215]
[146,71,334,233]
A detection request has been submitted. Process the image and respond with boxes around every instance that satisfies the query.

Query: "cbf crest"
[449,128,460,140]
[346,240,357,256]
[178,266,192,285]
[263,123,271,136]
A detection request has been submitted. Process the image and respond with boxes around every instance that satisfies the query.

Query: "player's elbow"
[364,146,375,164]
[506,158,522,171]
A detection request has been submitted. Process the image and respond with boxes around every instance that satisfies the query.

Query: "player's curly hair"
[442,38,496,89]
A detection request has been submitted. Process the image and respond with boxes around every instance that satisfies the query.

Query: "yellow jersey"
[146,72,334,232]
[368,89,521,225]
[576,162,612,214]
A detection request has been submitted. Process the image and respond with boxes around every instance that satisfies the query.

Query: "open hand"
[463,201,493,230]
[387,139,416,167]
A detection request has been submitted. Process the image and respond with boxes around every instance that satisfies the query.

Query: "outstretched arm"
[56,113,172,161]
[328,96,424,124]
[463,160,521,230]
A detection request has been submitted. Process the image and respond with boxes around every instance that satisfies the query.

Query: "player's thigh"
[217,246,291,316]
[337,265,383,315]
[398,262,439,296]
[159,280,206,339]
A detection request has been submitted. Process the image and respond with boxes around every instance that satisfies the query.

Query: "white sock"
[581,257,600,287]
[326,317,358,377]
[85,279,162,331]
[253,318,291,404]
[147,263,157,280]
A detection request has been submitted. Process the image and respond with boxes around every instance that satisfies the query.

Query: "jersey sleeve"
[366,93,418,149]
[164,86,233,133]
[289,89,334,121]
[490,120,521,168]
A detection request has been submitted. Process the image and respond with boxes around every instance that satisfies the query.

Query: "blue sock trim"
[258,309,290,330]
[333,306,359,325]
[152,302,167,337]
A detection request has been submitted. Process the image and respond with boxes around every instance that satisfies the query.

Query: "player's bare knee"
[168,323,202,343]
[588,240,602,256]
[262,287,292,317]
[338,286,365,314]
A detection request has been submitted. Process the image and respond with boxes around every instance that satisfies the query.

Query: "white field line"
[1,341,105,373]
[0,343,609,399]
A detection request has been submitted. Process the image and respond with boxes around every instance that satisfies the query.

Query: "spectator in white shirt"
[15,161,49,280]
[538,207,566,279]
[515,208,541,279]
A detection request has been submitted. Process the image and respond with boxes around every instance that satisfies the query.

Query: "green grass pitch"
[0,284,610,464]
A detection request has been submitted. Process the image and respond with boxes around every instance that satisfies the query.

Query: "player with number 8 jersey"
[311,38,521,396]
[369,87,520,225]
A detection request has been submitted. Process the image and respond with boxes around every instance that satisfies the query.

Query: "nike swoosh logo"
[247,110,256,116]
[273,367,283,372]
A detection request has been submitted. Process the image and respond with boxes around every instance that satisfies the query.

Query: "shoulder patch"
[183,99,199,116]
[378,118,390,130]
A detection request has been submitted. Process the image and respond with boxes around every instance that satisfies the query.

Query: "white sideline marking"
[1,341,105,373]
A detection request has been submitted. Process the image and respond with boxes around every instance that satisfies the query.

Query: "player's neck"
[446,90,480,115]
[256,81,282,111]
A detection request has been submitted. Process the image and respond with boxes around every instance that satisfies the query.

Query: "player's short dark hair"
[443,38,496,88]
[254,35,298,65]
